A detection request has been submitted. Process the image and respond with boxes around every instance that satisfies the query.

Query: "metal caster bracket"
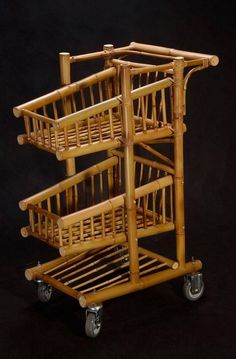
[85,303,103,338]
[183,272,204,301]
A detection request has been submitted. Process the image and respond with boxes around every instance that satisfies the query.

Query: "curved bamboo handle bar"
[57,175,173,229]
[19,156,118,210]
[129,42,219,67]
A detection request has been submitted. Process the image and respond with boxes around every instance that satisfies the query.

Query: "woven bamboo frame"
[14,42,218,309]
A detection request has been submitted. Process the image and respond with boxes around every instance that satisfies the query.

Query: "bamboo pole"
[59,52,76,177]
[56,138,121,161]
[59,232,127,256]
[121,65,139,283]
[54,96,120,129]
[13,68,116,118]
[137,222,175,238]
[25,252,88,281]
[133,126,174,143]
[19,157,118,210]
[138,247,178,269]
[139,143,174,167]
[131,78,173,101]
[57,194,125,229]
[173,57,185,267]
[70,45,131,63]
[111,149,174,175]
[103,45,116,199]
[78,259,202,307]
[129,42,219,66]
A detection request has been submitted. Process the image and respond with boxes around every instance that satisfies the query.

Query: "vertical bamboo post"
[104,45,115,198]
[121,65,139,283]
[103,44,114,69]
[59,52,76,178]
[59,52,76,216]
[173,57,185,267]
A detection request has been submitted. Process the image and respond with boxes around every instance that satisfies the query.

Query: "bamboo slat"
[78,260,203,307]
[19,156,118,210]
[13,68,116,118]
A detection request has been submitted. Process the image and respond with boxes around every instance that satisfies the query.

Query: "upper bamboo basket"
[13,42,219,160]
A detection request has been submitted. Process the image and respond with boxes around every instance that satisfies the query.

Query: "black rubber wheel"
[85,312,102,338]
[183,279,204,301]
[37,282,52,303]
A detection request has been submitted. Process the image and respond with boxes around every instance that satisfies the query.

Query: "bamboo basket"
[14,67,174,160]
[20,150,174,256]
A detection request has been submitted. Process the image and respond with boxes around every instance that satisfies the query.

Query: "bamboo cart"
[14,42,219,337]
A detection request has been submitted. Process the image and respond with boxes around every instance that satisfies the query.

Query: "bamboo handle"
[129,42,219,66]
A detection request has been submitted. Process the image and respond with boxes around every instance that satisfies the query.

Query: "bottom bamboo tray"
[25,244,202,308]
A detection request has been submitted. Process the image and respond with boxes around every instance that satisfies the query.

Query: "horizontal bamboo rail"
[134,126,174,143]
[129,42,219,66]
[131,78,173,101]
[139,143,174,167]
[53,77,172,130]
[78,259,202,307]
[25,252,89,281]
[70,45,131,63]
[56,139,121,161]
[54,96,121,129]
[137,223,175,239]
[131,64,173,75]
[13,67,116,117]
[68,43,218,67]
[19,156,118,210]
[112,58,155,68]
[57,175,172,229]
[60,233,126,256]
[111,149,174,175]
[138,247,178,269]
[57,195,124,229]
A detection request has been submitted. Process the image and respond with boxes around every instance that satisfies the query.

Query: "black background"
[0,1,235,358]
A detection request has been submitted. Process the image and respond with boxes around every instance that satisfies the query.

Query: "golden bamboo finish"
[173,57,185,267]
[15,42,218,311]
[78,259,202,307]
[59,52,76,179]
[121,65,140,283]
[129,42,219,66]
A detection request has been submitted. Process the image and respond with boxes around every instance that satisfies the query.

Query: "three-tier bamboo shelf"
[14,42,219,337]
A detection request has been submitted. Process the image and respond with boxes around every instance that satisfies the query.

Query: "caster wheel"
[183,272,204,301]
[37,282,52,303]
[85,305,103,338]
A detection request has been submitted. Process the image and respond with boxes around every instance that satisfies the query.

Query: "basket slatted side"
[15,67,174,160]
[20,151,174,255]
